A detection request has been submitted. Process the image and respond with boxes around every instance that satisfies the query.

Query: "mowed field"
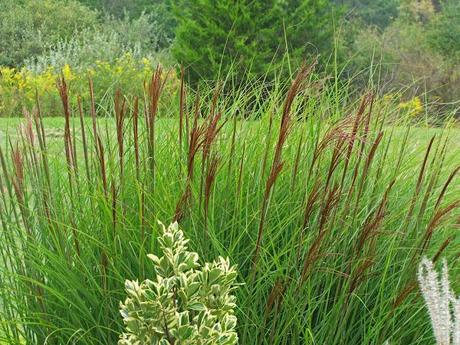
[1,116,459,176]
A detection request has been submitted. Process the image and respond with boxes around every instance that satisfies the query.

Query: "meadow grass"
[0,68,459,344]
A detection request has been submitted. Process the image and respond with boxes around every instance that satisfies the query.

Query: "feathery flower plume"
[418,256,460,345]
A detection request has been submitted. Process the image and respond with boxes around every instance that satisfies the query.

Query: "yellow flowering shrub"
[398,96,424,117]
[0,54,178,116]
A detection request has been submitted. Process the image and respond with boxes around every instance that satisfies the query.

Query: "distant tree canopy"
[0,0,98,66]
[171,0,336,84]
[334,0,400,29]
[77,0,156,17]
[427,0,460,61]
[78,0,175,51]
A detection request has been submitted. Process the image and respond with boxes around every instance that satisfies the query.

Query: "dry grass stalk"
[419,200,460,255]
[394,235,454,309]
[111,179,118,233]
[114,89,127,178]
[350,131,384,215]
[253,63,316,272]
[300,185,341,284]
[199,112,225,208]
[96,134,108,196]
[145,66,167,185]
[260,109,274,180]
[179,65,185,155]
[290,133,304,191]
[348,180,394,294]
[56,76,76,188]
[174,118,207,222]
[435,165,460,209]
[77,96,90,181]
[34,90,47,151]
[227,115,238,175]
[308,116,355,181]
[263,279,286,345]
[405,136,436,225]
[204,154,220,235]
[237,143,246,198]
[132,96,140,179]
[11,144,24,206]
[340,93,373,186]
[298,178,322,254]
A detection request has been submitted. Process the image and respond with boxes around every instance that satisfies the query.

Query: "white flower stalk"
[418,257,460,345]
[453,296,460,345]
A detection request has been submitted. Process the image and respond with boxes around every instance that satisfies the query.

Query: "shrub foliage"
[119,221,238,345]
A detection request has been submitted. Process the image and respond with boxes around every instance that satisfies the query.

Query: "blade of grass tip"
[253,62,316,277]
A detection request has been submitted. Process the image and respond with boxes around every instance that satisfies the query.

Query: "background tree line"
[1,0,459,113]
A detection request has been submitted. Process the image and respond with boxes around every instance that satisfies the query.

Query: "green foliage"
[172,0,335,83]
[79,0,160,18]
[427,1,460,62]
[0,0,98,66]
[119,221,238,345]
[345,0,460,112]
[334,0,400,28]
[77,0,176,50]
[24,14,167,73]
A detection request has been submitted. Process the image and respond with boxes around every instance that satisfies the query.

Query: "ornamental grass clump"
[119,221,239,345]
